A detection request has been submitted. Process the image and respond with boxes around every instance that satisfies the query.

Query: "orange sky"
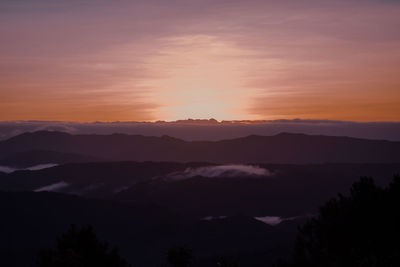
[1,0,400,122]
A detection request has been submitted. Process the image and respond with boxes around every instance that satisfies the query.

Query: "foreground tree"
[36,225,129,267]
[280,176,400,267]
[168,245,193,267]
[217,258,239,267]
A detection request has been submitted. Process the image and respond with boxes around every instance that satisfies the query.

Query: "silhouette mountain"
[0,131,399,164]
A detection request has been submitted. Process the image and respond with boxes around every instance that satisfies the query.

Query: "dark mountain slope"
[0,150,99,168]
[2,161,397,218]
[0,161,208,194]
[115,163,400,217]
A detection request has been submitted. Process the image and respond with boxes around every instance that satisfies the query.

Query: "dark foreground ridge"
[2,175,399,266]
[0,190,298,266]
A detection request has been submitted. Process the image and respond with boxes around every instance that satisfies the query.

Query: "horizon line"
[2,118,400,124]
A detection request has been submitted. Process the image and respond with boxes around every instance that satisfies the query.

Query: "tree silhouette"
[36,225,129,267]
[167,245,193,267]
[217,258,239,267]
[279,175,400,267]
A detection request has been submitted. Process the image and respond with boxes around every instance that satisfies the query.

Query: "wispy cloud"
[34,181,69,192]
[168,164,271,180]
[0,163,58,173]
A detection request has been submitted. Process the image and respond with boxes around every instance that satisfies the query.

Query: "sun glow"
[138,35,259,121]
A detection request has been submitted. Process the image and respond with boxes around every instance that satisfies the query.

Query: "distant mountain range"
[0,131,399,165]
[2,120,400,141]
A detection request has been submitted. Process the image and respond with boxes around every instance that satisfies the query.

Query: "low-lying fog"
[168,164,272,180]
[34,181,69,192]
[202,215,301,226]
[0,163,58,173]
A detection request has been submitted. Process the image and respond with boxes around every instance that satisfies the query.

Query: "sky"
[1,0,400,122]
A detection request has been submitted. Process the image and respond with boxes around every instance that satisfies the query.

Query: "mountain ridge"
[1,131,399,164]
